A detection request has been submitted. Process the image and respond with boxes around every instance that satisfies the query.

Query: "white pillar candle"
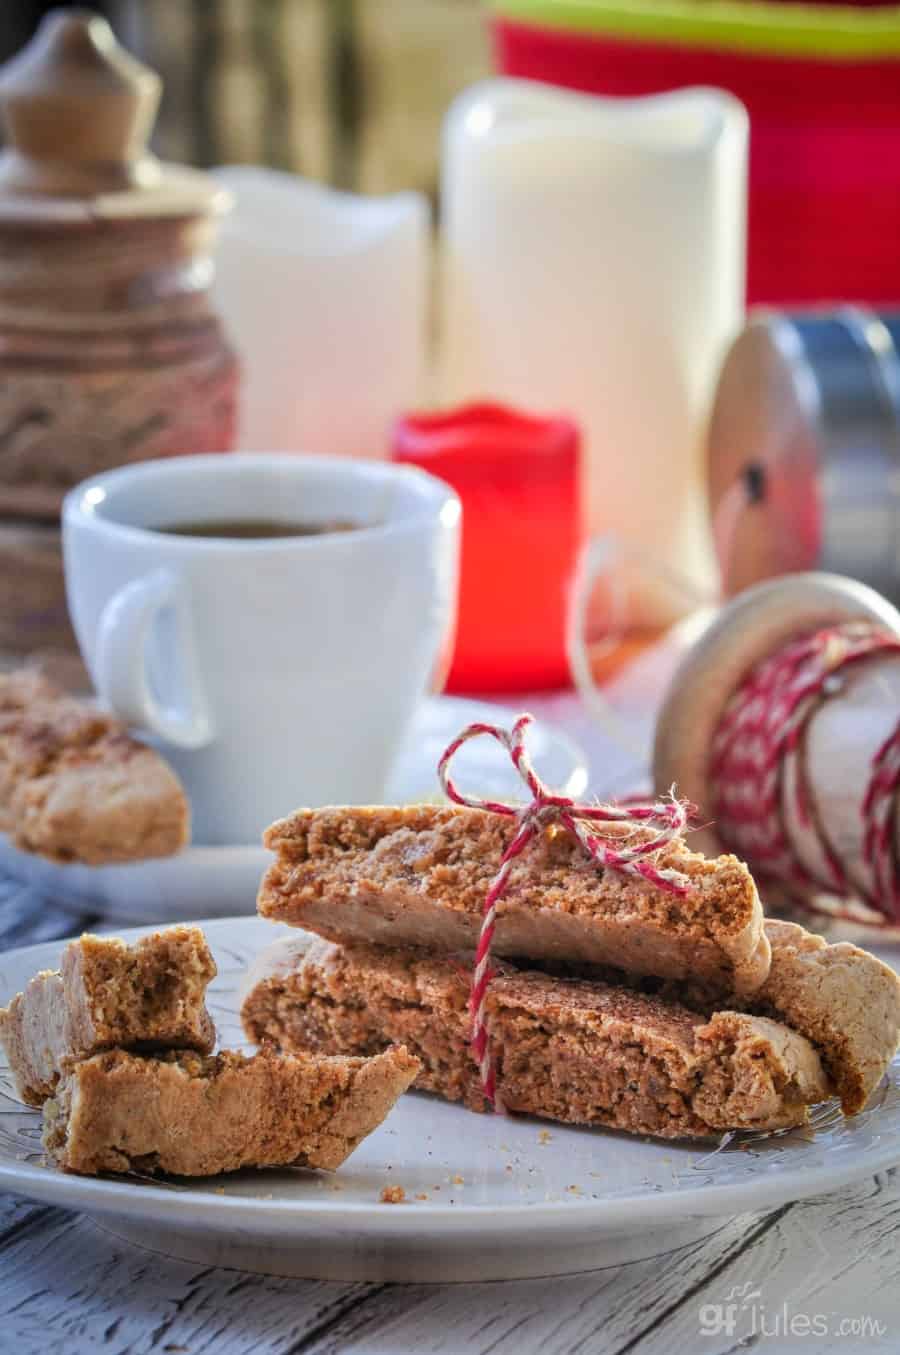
[439,80,747,624]
[212,167,430,457]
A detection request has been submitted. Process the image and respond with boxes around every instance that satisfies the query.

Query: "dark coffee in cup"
[154,518,359,539]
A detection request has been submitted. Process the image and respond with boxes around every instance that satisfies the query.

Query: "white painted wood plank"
[630,1172,900,1355]
[305,1176,900,1355]
[2,1174,899,1355]
[0,1196,368,1355]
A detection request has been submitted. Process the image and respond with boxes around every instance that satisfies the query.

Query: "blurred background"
[3,0,900,685]
[0,1,491,197]
[0,0,899,928]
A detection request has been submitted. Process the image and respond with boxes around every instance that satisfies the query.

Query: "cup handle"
[95,568,214,749]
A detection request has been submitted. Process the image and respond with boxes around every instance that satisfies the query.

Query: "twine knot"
[437,713,692,1110]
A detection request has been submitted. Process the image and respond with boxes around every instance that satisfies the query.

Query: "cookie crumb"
[380,1184,406,1204]
[415,1192,429,1201]
[538,1130,553,1145]
[450,1173,464,1185]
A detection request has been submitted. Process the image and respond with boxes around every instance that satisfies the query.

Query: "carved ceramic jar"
[0,9,237,659]
[0,9,237,521]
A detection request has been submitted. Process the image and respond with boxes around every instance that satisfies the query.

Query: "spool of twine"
[654,573,900,928]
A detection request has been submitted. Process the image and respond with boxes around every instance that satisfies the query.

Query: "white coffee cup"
[63,454,460,845]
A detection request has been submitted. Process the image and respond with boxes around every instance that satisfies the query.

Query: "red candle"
[392,402,583,692]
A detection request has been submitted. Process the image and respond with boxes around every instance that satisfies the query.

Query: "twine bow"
[437,713,692,1110]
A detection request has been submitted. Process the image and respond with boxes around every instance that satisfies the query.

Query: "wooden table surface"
[2,880,899,1354]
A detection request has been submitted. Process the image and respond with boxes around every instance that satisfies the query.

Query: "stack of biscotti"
[241,805,900,1141]
[0,924,418,1176]
[0,668,190,864]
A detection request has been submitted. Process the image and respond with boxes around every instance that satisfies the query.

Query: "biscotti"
[0,927,216,1105]
[258,805,770,996]
[42,1044,420,1176]
[241,936,829,1139]
[506,919,900,1116]
[0,669,189,863]
[751,921,900,1114]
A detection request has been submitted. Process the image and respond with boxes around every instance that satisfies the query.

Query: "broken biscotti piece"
[751,921,900,1115]
[42,1044,420,1176]
[0,926,216,1106]
[519,918,900,1116]
[554,918,900,1116]
[258,804,771,995]
[241,936,829,1139]
[0,668,189,864]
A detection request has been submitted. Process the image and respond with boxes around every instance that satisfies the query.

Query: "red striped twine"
[437,713,691,1110]
[711,623,900,924]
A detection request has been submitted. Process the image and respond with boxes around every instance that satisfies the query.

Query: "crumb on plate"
[380,1184,406,1204]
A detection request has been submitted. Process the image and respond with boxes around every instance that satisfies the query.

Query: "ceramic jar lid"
[0,9,228,225]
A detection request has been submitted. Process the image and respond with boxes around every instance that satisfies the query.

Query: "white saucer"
[0,696,587,924]
[2,916,899,1283]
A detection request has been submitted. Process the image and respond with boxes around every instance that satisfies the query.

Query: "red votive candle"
[392,402,583,692]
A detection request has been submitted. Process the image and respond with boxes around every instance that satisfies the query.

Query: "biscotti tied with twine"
[248,802,900,1136]
[259,804,771,996]
[241,936,830,1137]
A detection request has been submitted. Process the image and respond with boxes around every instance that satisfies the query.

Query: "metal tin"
[708,307,900,603]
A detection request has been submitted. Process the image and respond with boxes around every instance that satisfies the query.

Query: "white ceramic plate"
[0,695,587,924]
[2,917,900,1283]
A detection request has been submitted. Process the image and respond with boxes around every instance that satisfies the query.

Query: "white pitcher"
[439,80,748,624]
[212,167,430,459]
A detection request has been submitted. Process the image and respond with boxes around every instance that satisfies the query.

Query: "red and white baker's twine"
[437,714,691,1110]
[711,622,900,924]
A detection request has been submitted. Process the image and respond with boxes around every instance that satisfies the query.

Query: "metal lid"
[708,308,900,604]
[0,9,228,225]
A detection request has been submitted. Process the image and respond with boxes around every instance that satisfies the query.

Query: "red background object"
[493,16,900,306]
[392,403,583,692]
